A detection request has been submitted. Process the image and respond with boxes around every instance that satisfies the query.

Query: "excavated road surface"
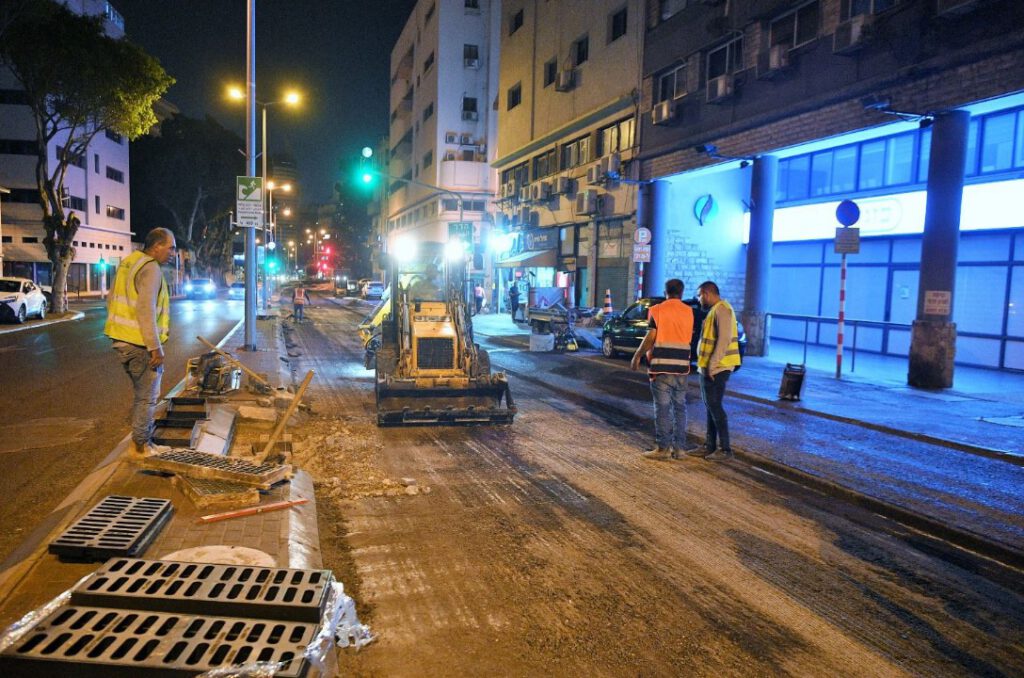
[287,300,1024,677]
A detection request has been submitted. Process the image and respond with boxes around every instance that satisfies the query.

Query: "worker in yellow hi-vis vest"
[696,280,741,462]
[104,227,176,457]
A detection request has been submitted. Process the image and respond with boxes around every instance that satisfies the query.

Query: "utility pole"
[243,0,257,350]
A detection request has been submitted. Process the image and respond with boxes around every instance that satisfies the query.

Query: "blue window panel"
[824,238,889,264]
[810,151,833,197]
[768,265,821,315]
[832,145,857,194]
[889,269,918,324]
[1016,111,1024,168]
[1008,266,1024,337]
[953,265,1007,335]
[892,238,921,263]
[886,329,911,356]
[771,317,813,342]
[980,111,1016,174]
[820,265,887,321]
[918,128,931,183]
[850,325,884,352]
[957,336,1001,367]
[965,119,979,176]
[884,134,915,186]
[787,155,810,200]
[776,161,789,202]
[1015,236,1024,262]
[1005,341,1024,370]
[959,233,1010,263]
[858,139,885,190]
[772,241,822,264]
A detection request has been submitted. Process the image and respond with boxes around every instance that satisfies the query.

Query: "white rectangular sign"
[923,290,951,315]
[632,244,651,263]
[236,176,264,228]
[834,227,860,254]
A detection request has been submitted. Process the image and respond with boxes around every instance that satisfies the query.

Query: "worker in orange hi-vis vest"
[292,284,308,323]
[630,278,695,461]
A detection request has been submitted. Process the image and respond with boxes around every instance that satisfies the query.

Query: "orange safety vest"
[647,298,694,376]
[294,288,307,305]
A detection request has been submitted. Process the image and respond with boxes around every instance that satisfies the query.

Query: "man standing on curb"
[630,279,695,461]
[293,283,308,323]
[695,280,741,461]
[104,228,176,457]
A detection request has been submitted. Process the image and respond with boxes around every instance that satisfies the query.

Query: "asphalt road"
[0,297,242,564]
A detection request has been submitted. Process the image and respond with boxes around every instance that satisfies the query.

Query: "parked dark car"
[601,297,747,364]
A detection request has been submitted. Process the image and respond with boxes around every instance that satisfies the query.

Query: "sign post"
[237,176,263,347]
[834,199,861,379]
[633,227,652,299]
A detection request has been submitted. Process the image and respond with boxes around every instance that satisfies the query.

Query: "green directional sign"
[236,176,264,228]
[448,221,472,240]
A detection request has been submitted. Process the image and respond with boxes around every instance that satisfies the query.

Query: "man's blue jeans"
[650,373,688,450]
[114,344,162,446]
[700,370,731,453]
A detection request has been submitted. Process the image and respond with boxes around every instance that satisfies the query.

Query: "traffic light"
[357,147,376,186]
[267,259,278,272]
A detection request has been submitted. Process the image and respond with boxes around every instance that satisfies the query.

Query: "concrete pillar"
[586,221,598,308]
[741,155,777,356]
[643,180,669,297]
[909,110,969,389]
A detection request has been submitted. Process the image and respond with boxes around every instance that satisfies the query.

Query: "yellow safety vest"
[697,300,741,370]
[104,250,170,346]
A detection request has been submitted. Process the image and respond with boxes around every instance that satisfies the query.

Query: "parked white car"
[0,277,48,323]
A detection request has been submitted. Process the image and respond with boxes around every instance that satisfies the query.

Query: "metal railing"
[767,312,912,373]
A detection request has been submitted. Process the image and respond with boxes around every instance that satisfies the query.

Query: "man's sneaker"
[706,449,734,461]
[642,447,672,461]
[678,446,707,458]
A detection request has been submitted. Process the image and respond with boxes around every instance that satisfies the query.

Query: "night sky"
[114,0,417,203]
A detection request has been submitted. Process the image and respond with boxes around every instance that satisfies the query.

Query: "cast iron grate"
[165,396,209,421]
[0,605,315,677]
[142,450,290,489]
[71,559,331,622]
[48,496,173,561]
[172,476,260,510]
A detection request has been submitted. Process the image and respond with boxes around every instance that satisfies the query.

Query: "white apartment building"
[386,0,501,283]
[493,0,643,309]
[0,0,132,295]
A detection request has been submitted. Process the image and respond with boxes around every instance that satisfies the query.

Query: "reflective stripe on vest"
[294,288,307,304]
[697,300,741,369]
[104,250,170,346]
[647,298,693,376]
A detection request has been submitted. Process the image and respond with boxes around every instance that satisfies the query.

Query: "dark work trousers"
[700,370,731,452]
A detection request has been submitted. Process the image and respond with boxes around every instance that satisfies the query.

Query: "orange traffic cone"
[603,289,613,315]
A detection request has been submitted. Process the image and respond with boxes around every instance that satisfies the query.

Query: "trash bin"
[778,363,805,401]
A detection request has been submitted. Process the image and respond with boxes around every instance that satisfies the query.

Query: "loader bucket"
[375,376,516,426]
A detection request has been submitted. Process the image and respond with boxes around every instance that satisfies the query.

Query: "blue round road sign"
[836,199,860,227]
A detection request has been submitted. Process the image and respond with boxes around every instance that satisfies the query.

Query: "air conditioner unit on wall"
[936,0,981,15]
[459,133,474,146]
[602,152,621,180]
[501,182,516,199]
[554,176,573,195]
[833,15,872,54]
[586,164,603,185]
[444,151,456,161]
[757,44,791,79]
[555,69,575,92]
[518,185,532,203]
[517,207,532,225]
[462,110,479,121]
[464,57,480,69]
[575,190,599,215]
[706,74,734,104]
[530,182,552,202]
[651,99,676,126]
[445,132,457,144]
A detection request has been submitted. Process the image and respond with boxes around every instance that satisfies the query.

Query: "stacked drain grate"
[0,558,333,677]
[48,496,173,561]
[143,450,290,490]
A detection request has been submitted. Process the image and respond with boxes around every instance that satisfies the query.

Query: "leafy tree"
[131,115,243,282]
[0,0,172,312]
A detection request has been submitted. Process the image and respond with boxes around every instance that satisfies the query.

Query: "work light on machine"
[394,235,418,262]
[446,239,468,261]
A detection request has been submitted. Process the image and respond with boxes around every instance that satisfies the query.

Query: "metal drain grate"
[166,396,209,421]
[48,496,173,561]
[71,559,331,622]
[142,450,290,489]
[0,605,315,677]
[172,476,260,510]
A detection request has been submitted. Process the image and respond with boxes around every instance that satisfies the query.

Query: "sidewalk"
[470,310,1024,565]
[0,311,319,631]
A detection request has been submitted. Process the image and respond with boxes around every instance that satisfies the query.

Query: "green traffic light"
[361,171,374,184]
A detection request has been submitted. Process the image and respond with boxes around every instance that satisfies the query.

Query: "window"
[858,139,885,189]
[105,129,123,144]
[598,117,635,155]
[56,145,85,168]
[465,0,480,9]
[462,96,479,120]
[507,83,521,110]
[423,51,434,73]
[573,35,589,66]
[980,111,1015,173]
[422,151,433,169]
[1,236,10,243]
[560,135,591,169]
[22,236,39,243]
[770,2,820,49]
[424,2,435,23]
[884,134,914,185]
[509,9,523,35]
[609,7,627,43]
[106,205,125,220]
[94,154,100,173]
[95,195,100,213]
[106,166,124,183]
[1,188,39,203]
[657,63,688,102]
[0,139,39,155]
[69,196,86,211]
[660,0,689,21]
[532,148,558,178]
[544,58,557,87]
[464,44,479,62]
[706,38,743,80]
[842,0,898,21]
[422,102,434,122]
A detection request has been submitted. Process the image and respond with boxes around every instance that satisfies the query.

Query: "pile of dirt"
[291,415,430,501]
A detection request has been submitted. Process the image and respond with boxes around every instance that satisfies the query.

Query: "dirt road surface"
[285,300,1024,677]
